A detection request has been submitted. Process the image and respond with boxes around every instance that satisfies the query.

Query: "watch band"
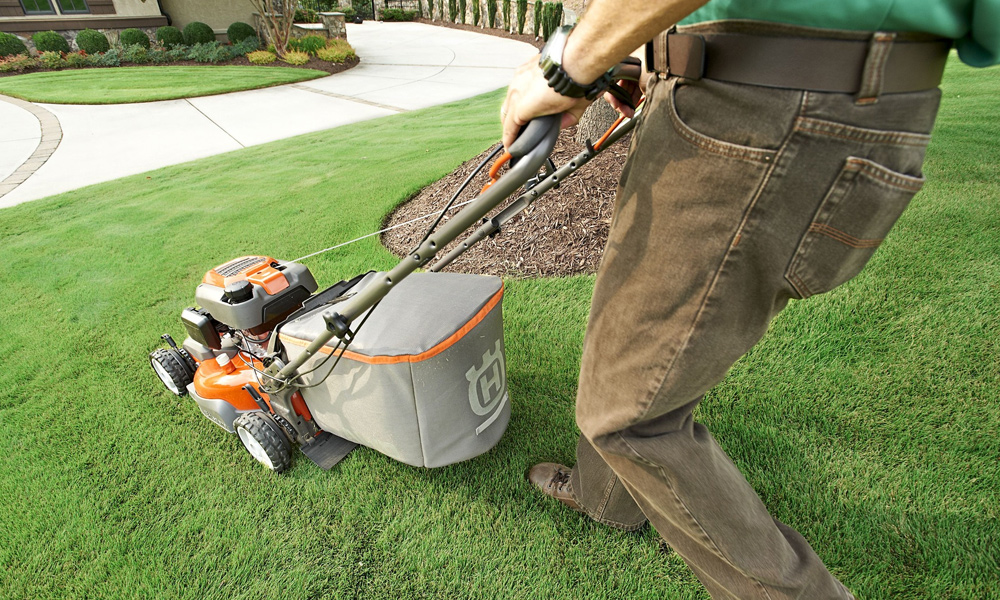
[539,25,612,101]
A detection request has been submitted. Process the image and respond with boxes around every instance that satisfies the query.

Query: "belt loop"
[646,26,673,76]
[856,32,897,105]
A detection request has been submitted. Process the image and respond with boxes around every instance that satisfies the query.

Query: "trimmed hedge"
[227,21,256,44]
[76,29,110,54]
[382,8,417,21]
[156,26,184,49]
[119,28,150,49]
[183,21,215,45]
[0,32,28,57]
[32,31,70,54]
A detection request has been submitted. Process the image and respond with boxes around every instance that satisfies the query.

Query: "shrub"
[227,21,256,44]
[501,0,509,29]
[448,0,456,22]
[0,53,37,72]
[541,2,553,39]
[542,2,562,39]
[487,0,496,27]
[458,0,466,23]
[231,35,260,56]
[282,50,310,65]
[75,29,110,54]
[381,8,417,21]
[123,44,150,63]
[32,31,70,54]
[341,6,357,21]
[516,0,526,34]
[426,0,434,19]
[156,25,184,48]
[316,39,356,62]
[166,46,190,61]
[471,0,480,25]
[533,0,542,37]
[64,51,91,68]
[288,34,327,55]
[293,8,319,23]
[187,41,231,64]
[247,50,276,65]
[119,28,150,49]
[0,32,29,57]
[149,48,171,63]
[93,48,120,66]
[183,21,215,45]
[39,50,65,69]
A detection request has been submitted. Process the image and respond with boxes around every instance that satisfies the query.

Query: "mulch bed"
[381,125,630,278]
[413,18,544,49]
[381,18,629,279]
[0,54,359,79]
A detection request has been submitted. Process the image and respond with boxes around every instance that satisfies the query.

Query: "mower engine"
[150,256,317,433]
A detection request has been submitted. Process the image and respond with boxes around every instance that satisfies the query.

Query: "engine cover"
[195,256,317,332]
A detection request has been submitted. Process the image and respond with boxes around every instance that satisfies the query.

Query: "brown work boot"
[527,462,582,512]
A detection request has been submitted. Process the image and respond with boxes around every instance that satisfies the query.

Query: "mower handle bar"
[273,114,561,381]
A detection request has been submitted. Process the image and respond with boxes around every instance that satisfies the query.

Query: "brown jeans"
[569,23,941,599]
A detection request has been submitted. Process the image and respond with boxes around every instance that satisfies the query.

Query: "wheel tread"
[233,412,292,473]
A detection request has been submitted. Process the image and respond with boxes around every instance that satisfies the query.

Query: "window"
[57,0,89,13]
[20,0,56,14]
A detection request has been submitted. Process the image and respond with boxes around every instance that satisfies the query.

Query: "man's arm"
[500,0,709,148]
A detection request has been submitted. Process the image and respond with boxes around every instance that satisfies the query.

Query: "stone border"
[0,94,61,200]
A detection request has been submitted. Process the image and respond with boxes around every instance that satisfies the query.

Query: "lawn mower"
[150,62,643,473]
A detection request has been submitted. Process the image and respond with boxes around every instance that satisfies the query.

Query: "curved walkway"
[0,22,536,209]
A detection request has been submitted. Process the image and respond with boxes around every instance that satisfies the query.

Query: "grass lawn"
[0,55,997,599]
[0,66,327,104]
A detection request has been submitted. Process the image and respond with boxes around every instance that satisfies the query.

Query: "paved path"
[0,22,535,209]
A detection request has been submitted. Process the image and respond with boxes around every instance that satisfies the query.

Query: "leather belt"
[646,30,951,94]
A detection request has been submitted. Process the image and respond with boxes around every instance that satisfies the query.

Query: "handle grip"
[508,114,560,159]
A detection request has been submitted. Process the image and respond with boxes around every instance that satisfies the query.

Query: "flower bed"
[0,25,358,78]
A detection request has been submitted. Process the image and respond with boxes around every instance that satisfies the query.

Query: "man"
[500,1,998,597]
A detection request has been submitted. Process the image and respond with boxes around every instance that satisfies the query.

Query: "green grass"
[0,56,997,599]
[0,66,327,104]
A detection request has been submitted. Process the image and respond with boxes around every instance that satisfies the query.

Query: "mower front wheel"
[150,348,195,396]
[234,412,292,474]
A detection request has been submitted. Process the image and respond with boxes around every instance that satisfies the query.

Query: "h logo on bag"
[466,339,507,434]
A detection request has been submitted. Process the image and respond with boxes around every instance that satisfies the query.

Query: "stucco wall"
[159,0,254,32]
[113,0,162,17]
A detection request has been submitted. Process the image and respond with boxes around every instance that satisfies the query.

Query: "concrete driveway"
[0,22,536,209]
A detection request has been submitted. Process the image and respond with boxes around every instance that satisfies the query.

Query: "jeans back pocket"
[785,157,924,298]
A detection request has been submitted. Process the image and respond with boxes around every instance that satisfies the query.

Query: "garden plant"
[76,29,110,54]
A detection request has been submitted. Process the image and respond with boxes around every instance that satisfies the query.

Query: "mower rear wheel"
[234,412,292,473]
[150,348,195,396]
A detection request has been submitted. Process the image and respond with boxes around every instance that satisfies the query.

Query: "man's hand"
[501,55,593,150]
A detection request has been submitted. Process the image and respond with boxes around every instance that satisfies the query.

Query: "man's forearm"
[562,0,709,84]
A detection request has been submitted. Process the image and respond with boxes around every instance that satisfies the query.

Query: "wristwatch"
[539,25,612,101]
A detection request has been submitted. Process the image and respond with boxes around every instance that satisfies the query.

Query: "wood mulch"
[381,125,630,278]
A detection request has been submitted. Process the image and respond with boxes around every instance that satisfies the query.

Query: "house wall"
[0,0,165,33]
[159,0,254,34]
[113,0,163,17]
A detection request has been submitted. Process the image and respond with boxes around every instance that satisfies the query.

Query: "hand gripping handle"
[508,114,561,161]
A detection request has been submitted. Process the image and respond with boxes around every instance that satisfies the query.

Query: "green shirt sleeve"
[680,0,1000,67]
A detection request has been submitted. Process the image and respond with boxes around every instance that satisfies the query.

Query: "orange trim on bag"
[279,284,504,365]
